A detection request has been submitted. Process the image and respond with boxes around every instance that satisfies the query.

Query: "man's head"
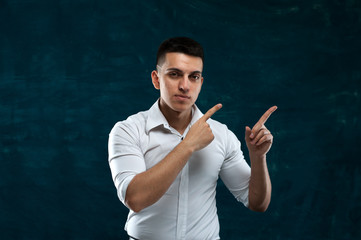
[156,37,204,69]
[152,37,204,114]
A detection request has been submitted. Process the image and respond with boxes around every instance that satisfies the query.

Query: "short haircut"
[156,37,204,67]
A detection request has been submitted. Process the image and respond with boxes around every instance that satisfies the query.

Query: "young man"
[108,37,277,240]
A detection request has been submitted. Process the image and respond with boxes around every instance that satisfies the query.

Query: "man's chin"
[172,102,193,111]
[160,98,194,114]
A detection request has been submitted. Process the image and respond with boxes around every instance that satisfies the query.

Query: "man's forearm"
[248,154,272,212]
[125,140,194,212]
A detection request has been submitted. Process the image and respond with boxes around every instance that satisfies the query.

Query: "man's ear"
[151,70,160,90]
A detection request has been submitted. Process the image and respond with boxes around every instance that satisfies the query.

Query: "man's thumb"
[245,126,252,141]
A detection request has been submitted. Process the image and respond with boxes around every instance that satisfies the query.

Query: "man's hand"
[245,106,277,158]
[183,104,222,152]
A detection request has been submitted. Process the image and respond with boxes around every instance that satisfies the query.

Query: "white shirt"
[108,100,251,240]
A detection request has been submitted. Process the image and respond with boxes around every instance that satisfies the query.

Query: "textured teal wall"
[1,0,360,239]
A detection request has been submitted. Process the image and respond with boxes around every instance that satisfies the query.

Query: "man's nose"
[179,76,189,92]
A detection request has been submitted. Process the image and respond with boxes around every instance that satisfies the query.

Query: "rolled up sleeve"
[108,122,146,205]
[219,129,251,207]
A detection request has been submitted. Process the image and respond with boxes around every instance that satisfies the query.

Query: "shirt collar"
[145,99,203,134]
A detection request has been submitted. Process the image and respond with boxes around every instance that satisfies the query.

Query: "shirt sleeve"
[219,128,251,207]
[108,121,146,206]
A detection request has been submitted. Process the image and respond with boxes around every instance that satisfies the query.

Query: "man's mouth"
[175,95,191,100]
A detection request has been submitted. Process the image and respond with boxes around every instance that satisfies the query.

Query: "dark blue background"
[1,0,361,239]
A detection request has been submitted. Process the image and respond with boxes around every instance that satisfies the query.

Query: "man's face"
[152,52,204,114]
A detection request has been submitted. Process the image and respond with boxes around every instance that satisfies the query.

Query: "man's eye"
[169,72,180,78]
[190,75,201,81]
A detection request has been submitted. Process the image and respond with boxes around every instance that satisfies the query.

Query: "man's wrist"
[178,140,196,155]
[249,153,266,162]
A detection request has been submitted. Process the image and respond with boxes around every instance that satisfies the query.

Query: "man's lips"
[175,94,191,100]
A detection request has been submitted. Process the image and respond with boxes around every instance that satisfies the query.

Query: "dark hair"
[156,37,204,67]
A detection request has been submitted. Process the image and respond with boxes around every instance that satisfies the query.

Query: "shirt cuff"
[114,172,136,206]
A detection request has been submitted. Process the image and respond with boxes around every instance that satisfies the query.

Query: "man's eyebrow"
[166,68,183,72]
[166,68,202,74]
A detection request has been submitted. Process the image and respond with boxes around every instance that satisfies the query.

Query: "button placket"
[176,162,189,240]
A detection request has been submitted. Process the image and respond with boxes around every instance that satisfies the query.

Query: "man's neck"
[159,101,192,135]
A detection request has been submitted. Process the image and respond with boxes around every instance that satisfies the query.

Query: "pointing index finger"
[257,106,278,126]
[201,104,223,121]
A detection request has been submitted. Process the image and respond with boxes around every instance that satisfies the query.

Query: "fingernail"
[250,133,254,138]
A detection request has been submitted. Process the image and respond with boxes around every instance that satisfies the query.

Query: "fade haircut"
[156,37,204,68]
